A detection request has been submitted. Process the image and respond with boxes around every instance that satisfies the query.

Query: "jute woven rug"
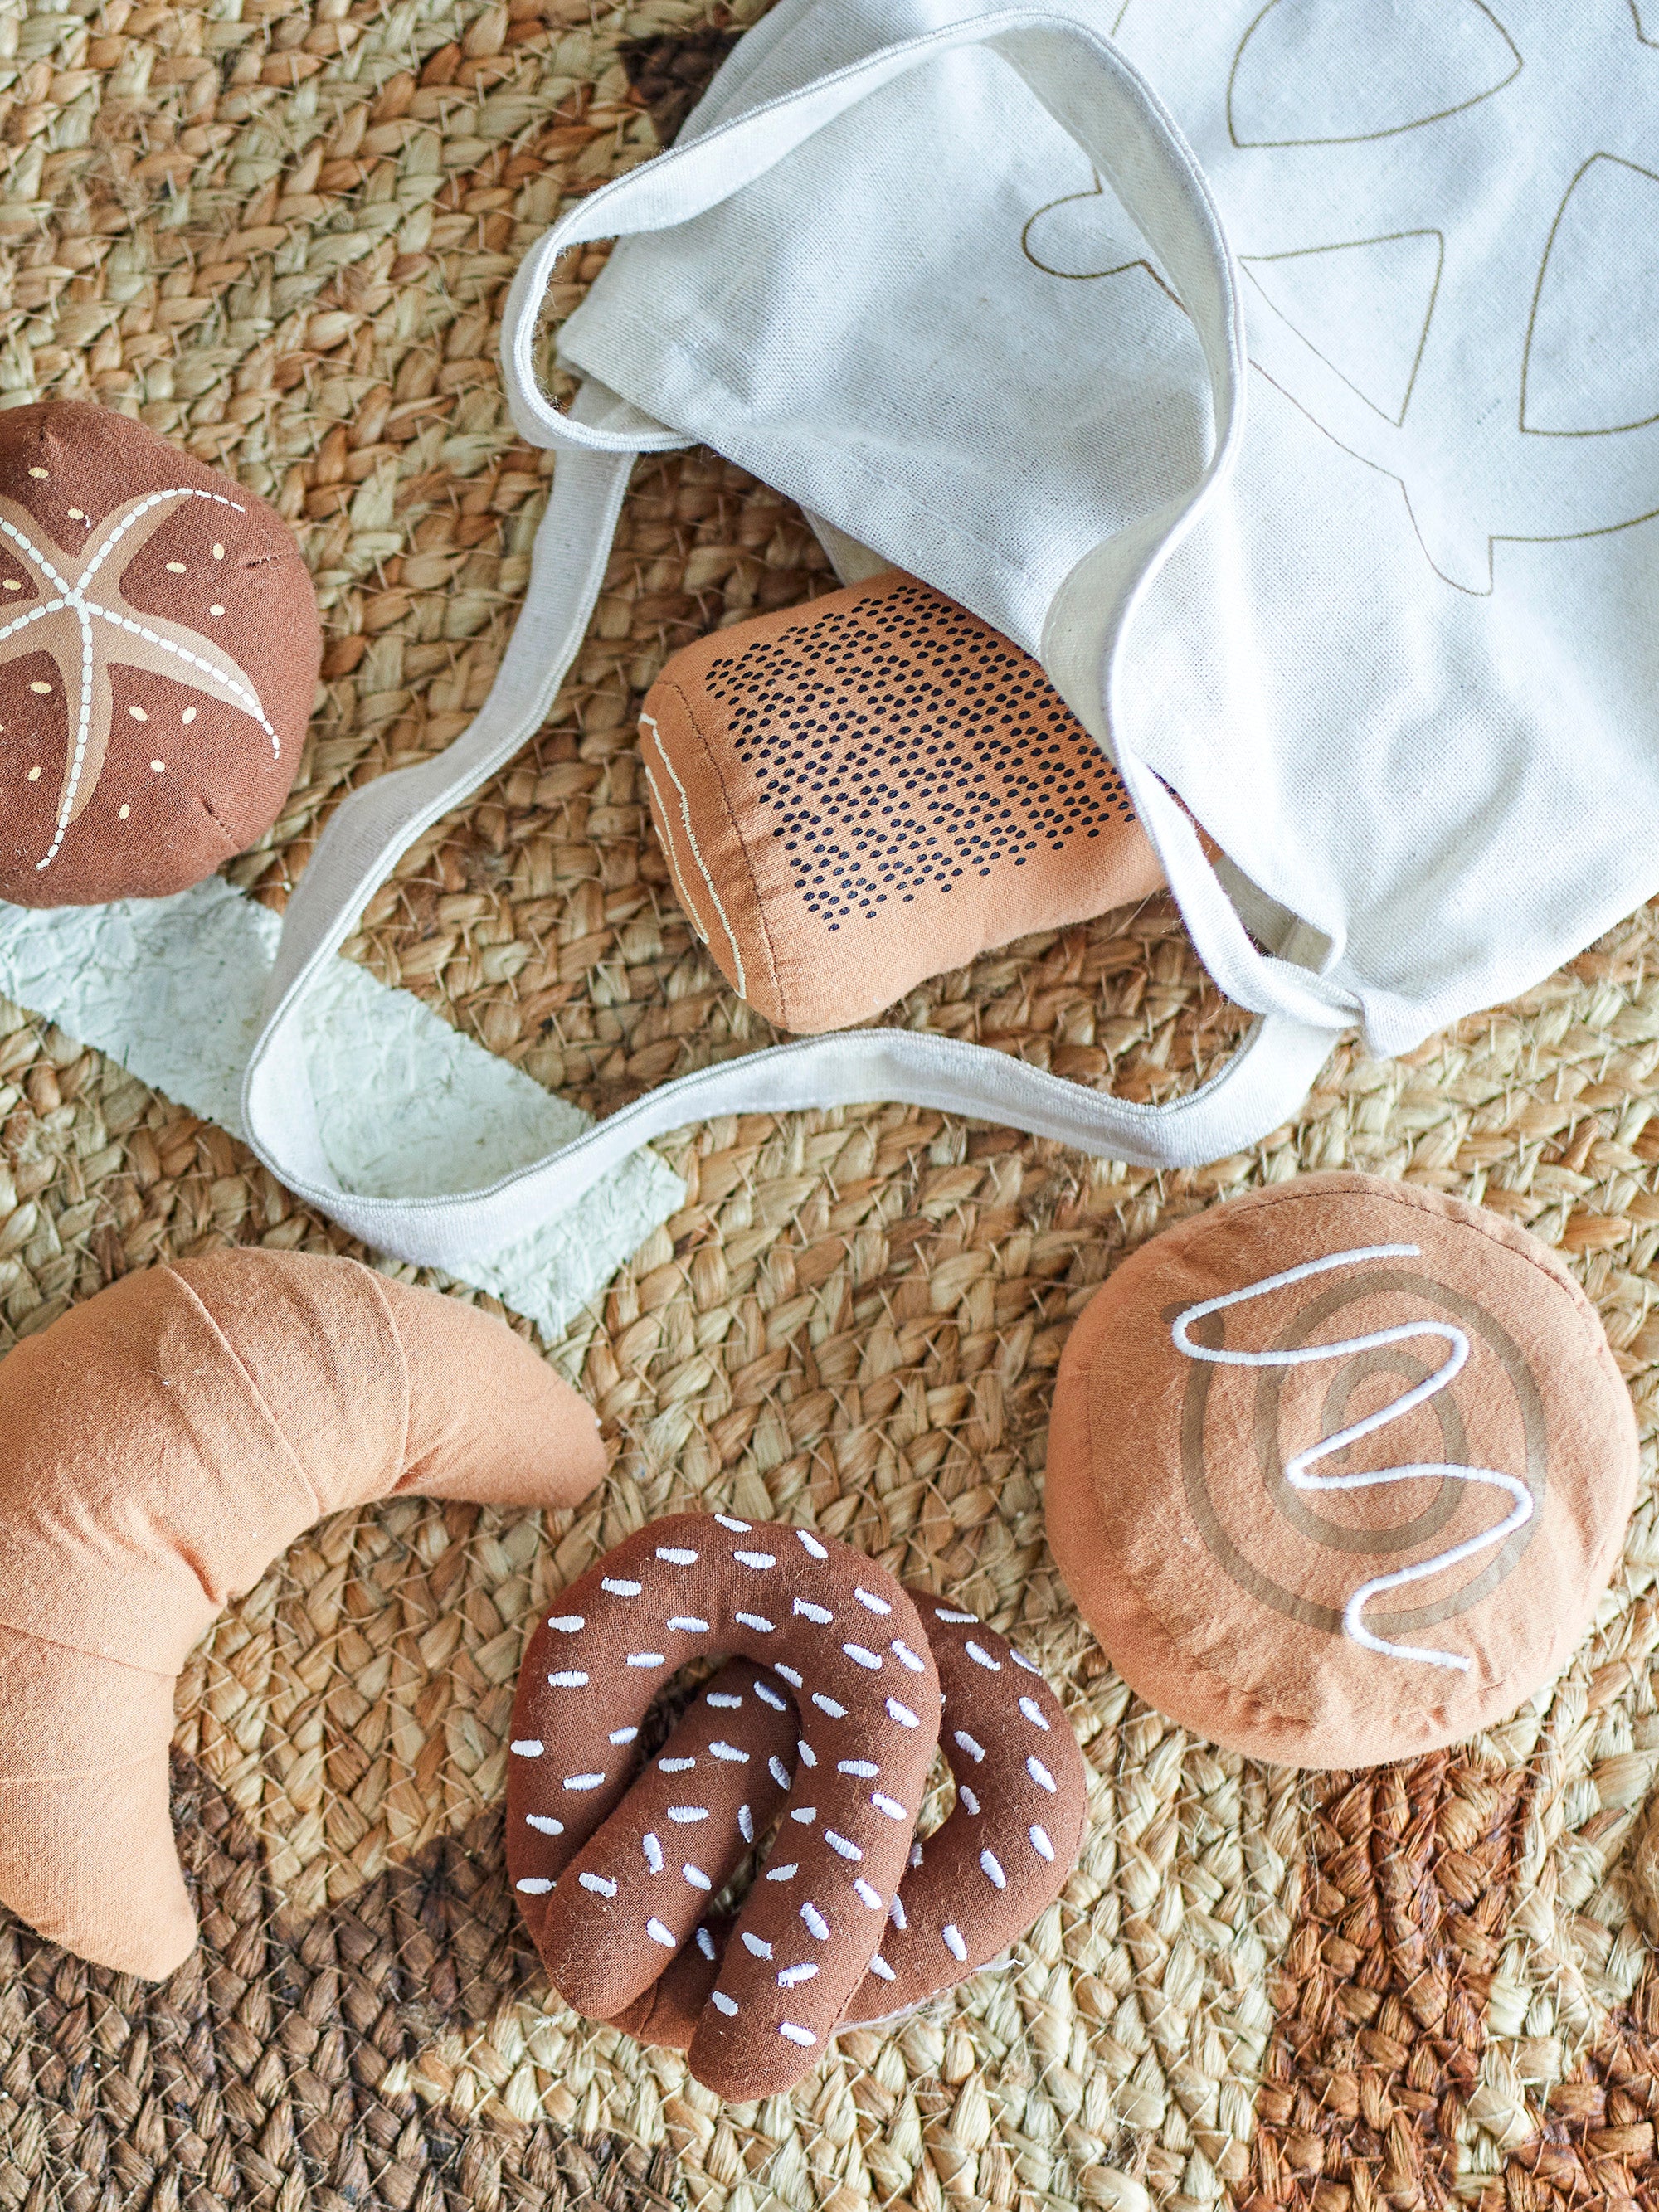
[0,5,1657,2210]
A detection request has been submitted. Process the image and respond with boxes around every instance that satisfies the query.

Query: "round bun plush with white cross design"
[505,1514,1087,2098]
[0,401,315,904]
[1046,1173,1639,1768]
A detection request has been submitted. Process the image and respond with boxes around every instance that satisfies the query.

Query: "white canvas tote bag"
[241,0,1659,1274]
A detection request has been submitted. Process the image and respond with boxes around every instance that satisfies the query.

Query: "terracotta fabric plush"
[0,1250,606,1979]
[640,571,1163,1033]
[508,1513,944,2098]
[603,1659,800,2054]
[0,401,316,904]
[1046,1173,1639,1767]
[843,1595,1086,2022]
[599,1592,1087,2061]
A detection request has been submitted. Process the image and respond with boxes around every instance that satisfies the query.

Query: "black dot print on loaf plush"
[702,578,1137,931]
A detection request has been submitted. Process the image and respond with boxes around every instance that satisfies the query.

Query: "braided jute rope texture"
[0,3,1657,2209]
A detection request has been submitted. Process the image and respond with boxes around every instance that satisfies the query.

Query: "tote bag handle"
[241,7,1348,1278]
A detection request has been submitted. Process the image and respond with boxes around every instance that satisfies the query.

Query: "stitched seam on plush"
[362,1262,416,1495]
[195,793,237,850]
[643,701,747,991]
[655,678,787,1020]
[162,1262,330,1529]
[0,1618,176,1681]
[640,709,732,983]
[640,727,715,954]
[0,1749,178,1786]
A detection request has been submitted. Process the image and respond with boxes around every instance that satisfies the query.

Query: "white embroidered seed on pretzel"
[844,1599,1086,2020]
[507,1514,941,2100]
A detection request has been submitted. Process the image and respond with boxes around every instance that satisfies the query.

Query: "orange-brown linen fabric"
[0,1250,606,1978]
[640,571,1163,1033]
[1046,1174,1638,1767]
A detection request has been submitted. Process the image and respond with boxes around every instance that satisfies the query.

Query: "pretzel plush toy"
[0,1249,606,1979]
[508,1514,1086,2097]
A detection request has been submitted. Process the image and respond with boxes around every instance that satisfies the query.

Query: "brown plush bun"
[640,571,1162,1035]
[0,400,315,903]
[508,1513,943,2099]
[596,1592,1088,2057]
[1046,1173,1639,1767]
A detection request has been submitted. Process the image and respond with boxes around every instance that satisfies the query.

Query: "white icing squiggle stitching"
[1171,1242,1534,1672]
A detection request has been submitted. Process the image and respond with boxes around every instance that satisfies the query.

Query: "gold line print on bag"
[1226,0,1521,148]
[0,489,276,872]
[1171,1244,1544,1670]
[1242,231,1444,429]
[1019,178,1184,307]
[1100,0,1659,592]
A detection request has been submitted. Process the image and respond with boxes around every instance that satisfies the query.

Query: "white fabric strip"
[236,4,1339,1275]
[0,876,682,1339]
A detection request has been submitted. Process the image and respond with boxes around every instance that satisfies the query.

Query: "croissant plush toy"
[0,1247,606,1981]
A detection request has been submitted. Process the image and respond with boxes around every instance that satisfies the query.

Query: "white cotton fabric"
[0,878,681,1333]
[562,0,1659,1053]
[238,0,1659,1271]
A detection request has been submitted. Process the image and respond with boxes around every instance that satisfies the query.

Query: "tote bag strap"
[241,7,1346,1277]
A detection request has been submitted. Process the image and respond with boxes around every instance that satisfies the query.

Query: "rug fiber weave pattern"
[1,5,1658,2212]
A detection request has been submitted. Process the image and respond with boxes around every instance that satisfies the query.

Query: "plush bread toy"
[601,1592,1088,2063]
[1046,1173,1639,1767]
[509,1514,942,2098]
[0,1250,606,1979]
[0,401,316,904]
[508,1516,1087,2098]
[640,571,1163,1033]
